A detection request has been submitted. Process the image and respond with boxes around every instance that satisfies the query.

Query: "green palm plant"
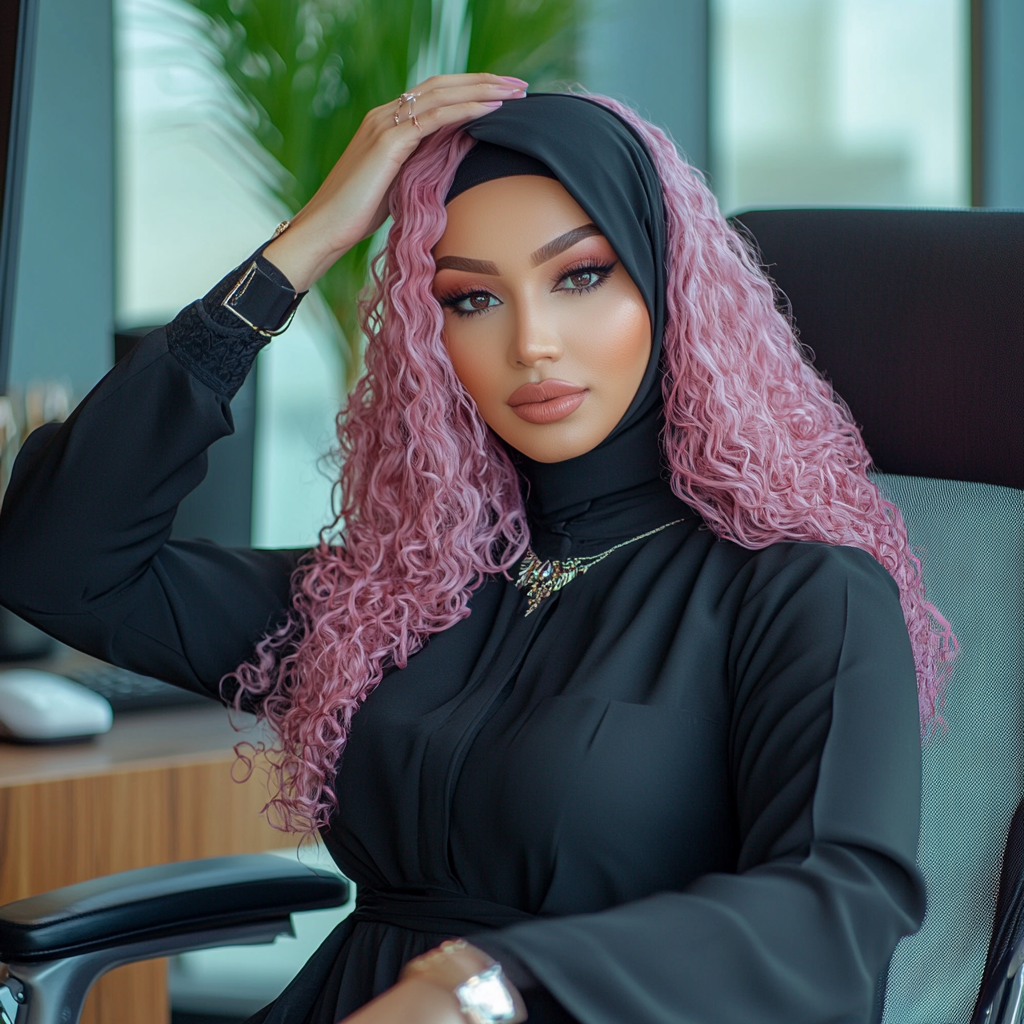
[183,0,587,385]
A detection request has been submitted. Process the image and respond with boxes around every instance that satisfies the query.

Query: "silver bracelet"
[454,963,520,1024]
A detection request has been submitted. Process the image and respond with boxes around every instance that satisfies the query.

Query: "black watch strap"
[221,250,307,336]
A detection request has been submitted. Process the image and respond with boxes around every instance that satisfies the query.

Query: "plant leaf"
[183,0,585,387]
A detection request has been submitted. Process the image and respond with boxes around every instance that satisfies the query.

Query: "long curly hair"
[225,94,956,833]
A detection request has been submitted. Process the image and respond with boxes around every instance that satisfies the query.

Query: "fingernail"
[481,101,503,108]
[500,76,528,85]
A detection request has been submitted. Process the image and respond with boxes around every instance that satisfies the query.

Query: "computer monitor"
[0,0,38,396]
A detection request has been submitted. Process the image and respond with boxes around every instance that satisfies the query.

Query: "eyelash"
[438,259,618,318]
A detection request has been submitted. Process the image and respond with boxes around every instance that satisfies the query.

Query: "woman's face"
[433,174,651,463]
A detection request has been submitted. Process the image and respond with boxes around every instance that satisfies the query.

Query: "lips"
[507,379,588,424]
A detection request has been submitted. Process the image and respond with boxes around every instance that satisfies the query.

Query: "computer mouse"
[0,669,113,743]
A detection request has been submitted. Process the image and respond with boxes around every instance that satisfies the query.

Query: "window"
[711,0,970,213]
[116,0,343,548]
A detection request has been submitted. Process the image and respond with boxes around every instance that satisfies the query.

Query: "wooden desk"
[0,697,284,1024]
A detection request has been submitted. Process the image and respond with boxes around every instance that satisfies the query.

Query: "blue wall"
[583,0,708,171]
[984,0,1024,208]
[8,0,113,397]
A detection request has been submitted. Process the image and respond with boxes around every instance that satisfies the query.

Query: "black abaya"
[0,318,925,1024]
[0,94,926,1024]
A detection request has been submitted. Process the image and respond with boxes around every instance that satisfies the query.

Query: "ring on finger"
[394,90,421,128]
[406,92,422,132]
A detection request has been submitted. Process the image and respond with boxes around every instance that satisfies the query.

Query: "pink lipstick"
[507,379,588,424]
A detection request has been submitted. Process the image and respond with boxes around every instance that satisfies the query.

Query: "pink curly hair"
[225,94,956,833]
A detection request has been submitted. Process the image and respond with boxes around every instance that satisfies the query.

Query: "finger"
[370,89,521,143]
[374,80,524,128]
[377,84,523,137]
[410,80,526,113]
[410,99,511,137]
[368,75,525,129]
[411,72,528,93]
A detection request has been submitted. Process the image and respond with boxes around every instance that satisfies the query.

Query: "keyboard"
[65,665,213,714]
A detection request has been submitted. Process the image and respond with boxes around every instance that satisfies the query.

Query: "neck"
[511,402,691,560]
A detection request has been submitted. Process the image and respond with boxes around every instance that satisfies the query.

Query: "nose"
[507,297,562,368]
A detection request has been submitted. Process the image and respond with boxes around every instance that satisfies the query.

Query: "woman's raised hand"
[263,73,527,292]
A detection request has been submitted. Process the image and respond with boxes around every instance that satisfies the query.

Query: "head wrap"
[443,94,668,519]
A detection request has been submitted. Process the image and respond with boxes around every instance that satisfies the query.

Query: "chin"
[501,425,606,464]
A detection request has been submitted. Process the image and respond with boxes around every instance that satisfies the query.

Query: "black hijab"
[444,94,670,530]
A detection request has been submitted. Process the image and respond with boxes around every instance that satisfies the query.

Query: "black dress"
[0,291,926,1023]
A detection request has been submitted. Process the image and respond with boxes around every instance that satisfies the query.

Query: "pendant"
[514,550,592,616]
[513,518,687,617]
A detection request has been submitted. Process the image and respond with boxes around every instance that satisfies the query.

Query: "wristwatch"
[221,221,305,336]
[453,963,520,1024]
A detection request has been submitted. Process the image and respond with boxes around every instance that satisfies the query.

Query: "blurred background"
[9,0,1019,554]
[1,0,1022,1019]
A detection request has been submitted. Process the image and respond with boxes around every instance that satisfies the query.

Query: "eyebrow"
[433,223,604,276]
[530,223,602,266]
[433,255,500,275]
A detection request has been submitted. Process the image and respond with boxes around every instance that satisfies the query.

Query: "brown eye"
[446,291,502,316]
[555,264,614,293]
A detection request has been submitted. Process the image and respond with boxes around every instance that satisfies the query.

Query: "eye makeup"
[439,290,501,317]
[552,258,618,293]
[436,258,620,318]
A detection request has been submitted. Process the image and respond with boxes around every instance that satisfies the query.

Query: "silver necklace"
[514,519,687,616]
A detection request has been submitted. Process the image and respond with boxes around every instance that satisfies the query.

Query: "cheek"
[443,324,503,409]
[573,292,651,383]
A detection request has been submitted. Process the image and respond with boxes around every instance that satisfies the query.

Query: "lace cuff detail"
[166,256,283,399]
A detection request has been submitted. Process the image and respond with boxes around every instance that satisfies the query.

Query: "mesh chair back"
[873,474,1024,1022]
[734,209,1024,1023]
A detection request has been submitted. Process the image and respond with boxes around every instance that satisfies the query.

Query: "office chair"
[0,854,348,1024]
[735,207,1024,1024]
[0,208,1020,1024]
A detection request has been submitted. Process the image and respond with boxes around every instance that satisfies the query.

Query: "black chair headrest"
[732,209,1024,489]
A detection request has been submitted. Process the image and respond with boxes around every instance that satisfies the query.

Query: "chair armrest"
[0,854,349,964]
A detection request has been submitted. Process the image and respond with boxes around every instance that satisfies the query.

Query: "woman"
[0,76,952,1024]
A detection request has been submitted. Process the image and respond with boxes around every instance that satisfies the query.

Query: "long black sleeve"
[0,277,304,698]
